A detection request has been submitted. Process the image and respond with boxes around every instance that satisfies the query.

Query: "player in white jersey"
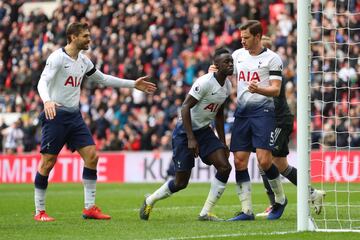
[256,36,326,217]
[227,20,287,221]
[139,48,233,221]
[34,22,156,222]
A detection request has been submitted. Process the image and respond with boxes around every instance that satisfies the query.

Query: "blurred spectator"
[103,131,123,151]
[0,117,7,152]
[95,108,110,140]
[310,0,360,149]
[22,116,37,152]
[1,119,24,154]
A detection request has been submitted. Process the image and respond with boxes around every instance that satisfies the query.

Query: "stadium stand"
[0,0,358,153]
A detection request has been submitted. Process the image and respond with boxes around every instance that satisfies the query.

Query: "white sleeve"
[37,53,61,103]
[269,54,283,81]
[226,79,232,95]
[231,49,240,76]
[87,69,135,88]
[188,76,209,100]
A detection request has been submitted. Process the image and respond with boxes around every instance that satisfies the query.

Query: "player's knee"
[258,159,272,171]
[217,163,232,177]
[257,151,272,170]
[272,158,288,173]
[174,179,188,191]
[233,158,247,170]
[87,154,99,167]
[233,153,249,169]
[39,158,56,174]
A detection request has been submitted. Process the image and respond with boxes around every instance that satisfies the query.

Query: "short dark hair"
[66,22,89,43]
[239,20,262,37]
[214,47,230,58]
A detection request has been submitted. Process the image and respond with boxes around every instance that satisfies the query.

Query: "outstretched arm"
[87,69,156,93]
[134,76,157,93]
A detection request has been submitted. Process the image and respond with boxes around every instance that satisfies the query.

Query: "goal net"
[305,0,360,232]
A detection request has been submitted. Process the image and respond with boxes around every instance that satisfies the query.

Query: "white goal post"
[297,0,311,231]
[297,0,360,232]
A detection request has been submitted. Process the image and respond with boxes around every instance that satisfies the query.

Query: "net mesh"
[309,0,360,231]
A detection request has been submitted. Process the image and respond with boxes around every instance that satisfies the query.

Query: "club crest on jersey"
[64,76,82,87]
[194,85,200,93]
[238,71,260,82]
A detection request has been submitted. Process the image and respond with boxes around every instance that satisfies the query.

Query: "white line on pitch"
[130,203,296,212]
[151,231,298,240]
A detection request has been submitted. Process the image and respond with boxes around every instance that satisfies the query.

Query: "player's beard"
[78,41,90,50]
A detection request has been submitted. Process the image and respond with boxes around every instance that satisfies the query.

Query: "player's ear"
[256,33,262,41]
[213,60,219,69]
[71,34,76,42]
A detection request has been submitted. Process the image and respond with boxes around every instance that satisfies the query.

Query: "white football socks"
[236,181,253,215]
[146,181,172,205]
[34,188,46,214]
[268,177,286,204]
[199,177,226,216]
[83,179,96,209]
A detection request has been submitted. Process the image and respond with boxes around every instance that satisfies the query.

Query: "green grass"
[0,183,359,240]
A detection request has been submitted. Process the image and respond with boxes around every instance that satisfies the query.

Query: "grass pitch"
[0,183,359,240]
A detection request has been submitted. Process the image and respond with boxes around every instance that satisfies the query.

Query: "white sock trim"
[235,181,253,214]
[83,179,96,209]
[199,177,226,216]
[146,180,172,205]
[35,188,46,214]
[268,177,286,204]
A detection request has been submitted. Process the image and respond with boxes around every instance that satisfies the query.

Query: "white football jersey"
[38,48,94,108]
[180,73,232,130]
[232,48,282,110]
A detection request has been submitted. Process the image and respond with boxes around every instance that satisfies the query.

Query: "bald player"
[140,48,234,221]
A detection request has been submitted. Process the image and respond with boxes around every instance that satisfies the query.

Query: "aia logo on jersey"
[204,103,219,112]
[64,76,82,87]
[238,71,260,82]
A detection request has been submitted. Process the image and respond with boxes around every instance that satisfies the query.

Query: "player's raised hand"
[134,76,157,93]
[187,137,199,158]
[208,64,218,73]
[248,80,258,93]
[44,101,61,120]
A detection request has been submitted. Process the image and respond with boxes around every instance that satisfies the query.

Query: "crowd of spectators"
[0,0,358,154]
[310,0,360,149]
